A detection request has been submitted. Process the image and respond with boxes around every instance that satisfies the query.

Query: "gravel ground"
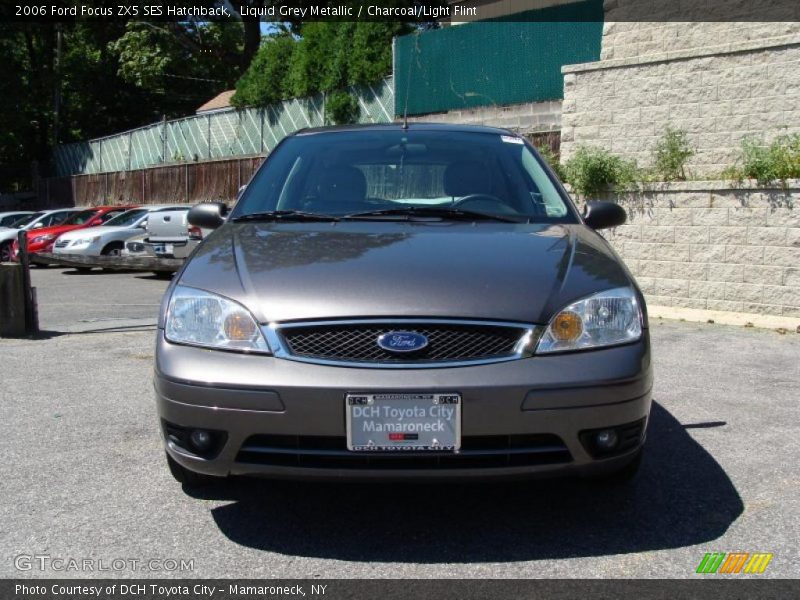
[1,267,798,579]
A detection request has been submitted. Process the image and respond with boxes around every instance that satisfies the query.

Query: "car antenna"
[401,31,419,130]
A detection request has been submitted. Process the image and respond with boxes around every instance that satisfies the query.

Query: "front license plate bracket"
[346,393,461,452]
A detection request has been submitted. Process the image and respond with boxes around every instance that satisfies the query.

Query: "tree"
[111,21,244,114]
[233,22,412,108]
[231,33,296,107]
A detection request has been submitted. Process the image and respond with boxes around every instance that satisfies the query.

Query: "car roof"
[143,205,192,212]
[292,122,518,137]
[40,207,82,214]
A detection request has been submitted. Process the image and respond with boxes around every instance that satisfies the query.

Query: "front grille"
[236,434,571,470]
[54,239,70,248]
[278,322,529,364]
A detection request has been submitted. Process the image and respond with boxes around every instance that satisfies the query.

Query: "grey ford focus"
[155,124,652,485]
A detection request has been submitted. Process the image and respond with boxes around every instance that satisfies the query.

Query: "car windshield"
[232,129,576,223]
[62,209,99,225]
[9,212,43,228]
[104,208,148,227]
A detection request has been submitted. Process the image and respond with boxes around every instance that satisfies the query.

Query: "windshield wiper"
[343,206,523,223]
[231,210,340,223]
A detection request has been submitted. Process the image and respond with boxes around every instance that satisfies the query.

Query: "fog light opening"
[189,429,213,452]
[594,429,619,451]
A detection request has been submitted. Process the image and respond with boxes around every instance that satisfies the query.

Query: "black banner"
[3,579,800,600]
[2,0,800,23]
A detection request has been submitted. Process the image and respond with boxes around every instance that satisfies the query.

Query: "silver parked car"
[156,124,652,486]
[52,205,188,259]
[0,208,82,262]
[0,211,34,227]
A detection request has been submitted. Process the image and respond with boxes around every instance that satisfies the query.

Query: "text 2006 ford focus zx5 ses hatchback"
[155,124,652,485]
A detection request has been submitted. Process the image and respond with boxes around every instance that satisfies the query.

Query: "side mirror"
[188,202,228,230]
[583,200,626,230]
[32,222,44,229]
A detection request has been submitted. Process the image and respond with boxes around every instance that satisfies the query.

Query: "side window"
[100,211,123,223]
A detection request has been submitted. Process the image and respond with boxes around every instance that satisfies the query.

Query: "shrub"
[534,144,566,182]
[652,126,694,181]
[232,34,296,108]
[326,91,359,125]
[739,134,800,187]
[563,145,640,197]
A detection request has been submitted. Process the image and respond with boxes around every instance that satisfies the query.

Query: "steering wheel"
[452,194,515,214]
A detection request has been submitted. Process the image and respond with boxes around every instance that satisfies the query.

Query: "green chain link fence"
[53,78,394,177]
[394,0,603,116]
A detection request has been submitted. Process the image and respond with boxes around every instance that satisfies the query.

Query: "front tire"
[101,242,124,256]
[166,453,225,487]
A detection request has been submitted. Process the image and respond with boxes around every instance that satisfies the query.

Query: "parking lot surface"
[2,267,798,578]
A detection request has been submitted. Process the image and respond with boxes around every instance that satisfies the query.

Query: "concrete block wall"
[601,180,800,317]
[599,21,800,60]
[561,23,800,176]
[406,100,562,135]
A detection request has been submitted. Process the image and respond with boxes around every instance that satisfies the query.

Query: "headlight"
[536,287,642,354]
[165,285,270,353]
[72,236,101,245]
[32,234,55,244]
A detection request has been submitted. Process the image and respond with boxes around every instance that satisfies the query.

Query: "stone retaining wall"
[406,100,562,135]
[561,25,800,176]
[601,180,800,317]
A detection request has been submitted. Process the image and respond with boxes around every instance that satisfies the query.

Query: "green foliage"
[326,91,360,125]
[738,135,800,187]
[111,21,242,104]
[347,23,410,86]
[563,145,640,197]
[232,34,296,108]
[232,22,408,113]
[652,126,694,181]
[534,144,566,182]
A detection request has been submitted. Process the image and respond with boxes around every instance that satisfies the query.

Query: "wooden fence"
[34,155,265,209]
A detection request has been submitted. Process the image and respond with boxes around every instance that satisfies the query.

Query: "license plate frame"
[345,392,461,452]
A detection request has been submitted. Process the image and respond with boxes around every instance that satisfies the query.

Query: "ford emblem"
[377,331,429,353]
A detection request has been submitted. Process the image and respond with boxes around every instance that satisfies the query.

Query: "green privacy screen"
[394,0,603,116]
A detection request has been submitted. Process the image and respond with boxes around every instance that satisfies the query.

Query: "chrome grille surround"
[263,319,540,369]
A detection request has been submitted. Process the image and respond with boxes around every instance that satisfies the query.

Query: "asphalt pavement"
[1,267,798,578]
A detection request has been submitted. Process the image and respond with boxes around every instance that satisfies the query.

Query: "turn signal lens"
[550,311,583,342]
[224,312,257,341]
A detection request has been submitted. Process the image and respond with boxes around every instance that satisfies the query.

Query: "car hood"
[27,223,87,239]
[58,225,136,240]
[178,222,635,325]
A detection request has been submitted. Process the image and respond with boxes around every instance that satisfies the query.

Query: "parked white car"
[52,205,189,257]
[0,211,35,228]
[0,208,82,262]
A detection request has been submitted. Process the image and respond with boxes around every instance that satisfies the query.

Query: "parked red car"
[11,205,135,259]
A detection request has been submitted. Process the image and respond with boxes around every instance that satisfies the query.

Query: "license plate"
[346,393,461,452]
[153,244,173,255]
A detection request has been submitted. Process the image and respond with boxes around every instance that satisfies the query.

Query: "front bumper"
[155,331,652,480]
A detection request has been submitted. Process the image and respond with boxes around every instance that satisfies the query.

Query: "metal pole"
[162,115,167,164]
[17,231,38,334]
[53,24,63,146]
